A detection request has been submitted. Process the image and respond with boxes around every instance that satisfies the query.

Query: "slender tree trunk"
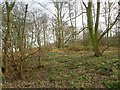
[107,1,111,45]
[81,2,85,46]
[56,3,62,47]
[19,4,28,80]
[68,1,75,42]
[43,21,47,47]
[74,1,77,42]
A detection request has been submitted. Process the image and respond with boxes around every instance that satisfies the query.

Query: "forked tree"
[83,0,118,57]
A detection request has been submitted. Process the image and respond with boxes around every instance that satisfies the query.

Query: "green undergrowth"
[3,50,119,88]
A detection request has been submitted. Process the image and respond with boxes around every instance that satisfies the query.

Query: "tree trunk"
[86,1,102,57]
[43,24,46,47]
[18,4,28,80]
[94,1,102,56]
[3,1,15,73]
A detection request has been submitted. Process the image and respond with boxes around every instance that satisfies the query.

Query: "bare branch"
[35,1,57,18]
[21,49,40,62]
[63,12,86,25]
[64,27,87,45]
[10,0,16,11]
[98,14,119,42]
[82,1,87,9]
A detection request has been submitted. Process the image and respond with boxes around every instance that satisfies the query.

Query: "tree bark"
[86,1,102,57]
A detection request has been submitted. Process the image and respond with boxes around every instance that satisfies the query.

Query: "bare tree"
[83,0,118,56]
[3,0,16,74]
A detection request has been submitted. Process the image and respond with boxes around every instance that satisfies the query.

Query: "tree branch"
[82,1,87,9]
[63,12,86,25]
[98,14,119,42]
[35,1,57,18]
[64,27,87,45]
[10,0,16,11]
[21,49,40,62]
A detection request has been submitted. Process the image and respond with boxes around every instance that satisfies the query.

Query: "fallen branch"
[101,44,111,54]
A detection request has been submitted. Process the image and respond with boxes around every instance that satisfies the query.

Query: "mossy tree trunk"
[86,0,102,57]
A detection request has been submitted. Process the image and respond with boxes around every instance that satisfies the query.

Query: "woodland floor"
[2,48,120,89]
